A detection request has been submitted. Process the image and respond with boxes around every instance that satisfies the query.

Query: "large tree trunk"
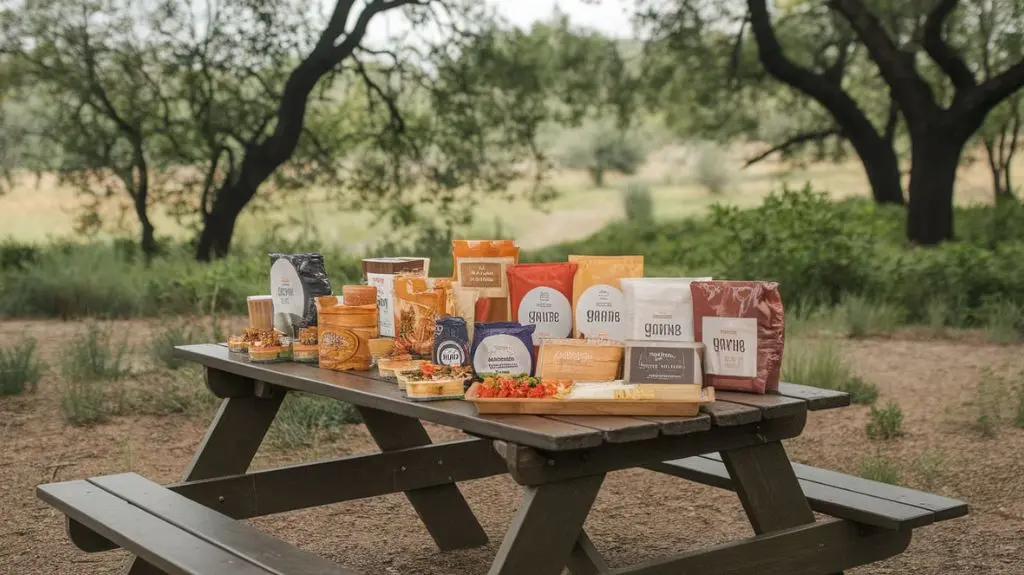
[845,131,905,205]
[905,129,966,245]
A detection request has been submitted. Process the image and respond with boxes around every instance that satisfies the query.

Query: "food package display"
[568,255,644,340]
[269,253,332,338]
[507,262,577,349]
[342,285,377,307]
[535,338,624,381]
[622,277,712,342]
[247,328,288,363]
[398,364,473,401]
[427,278,456,316]
[228,327,260,353]
[623,341,703,385]
[691,280,784,394]
[470,322,536,377]
[292,327,320,364]
[393,275,445,359]
[452,282,480,342]
[433,316,470,367]
[315,296,378,371]
[363,258,428,337]
[451,240,519,323]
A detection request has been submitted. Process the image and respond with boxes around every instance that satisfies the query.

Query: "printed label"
[473,334,532,374]
[702,317,757,377]
[575,284,626,340]
[321,328,359,363]
[517,287,573,344]
[367,273,396,337]
[459,262,503,289]
[627,347,698,384]
[270,259,305,319]
[435,340,467,366]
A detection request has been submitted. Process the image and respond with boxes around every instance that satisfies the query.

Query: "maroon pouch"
[691,281,784,394]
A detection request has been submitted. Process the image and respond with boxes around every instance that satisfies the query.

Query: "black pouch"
[269,252,332,337]
[434,316,470,367]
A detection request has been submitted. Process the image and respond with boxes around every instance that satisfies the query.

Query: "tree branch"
[330,0,425,61]
[961,61,1024,122]
[827,0,940,122]
[921,0,976,91]
[744,128,842,167]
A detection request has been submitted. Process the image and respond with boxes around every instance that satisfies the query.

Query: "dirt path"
[0,320,1021,574]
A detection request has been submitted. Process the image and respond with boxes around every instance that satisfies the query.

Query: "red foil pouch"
[691,280,784,394]
[507,262,577,354]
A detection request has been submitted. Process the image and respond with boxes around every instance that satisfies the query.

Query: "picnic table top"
[174,343,850,452]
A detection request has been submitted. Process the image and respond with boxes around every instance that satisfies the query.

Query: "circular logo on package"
[270,259,304,317]
[436,340,466,366]
[322,328,359,363]
[473,334,532,374]
[575,283,626,340]
[517,286,572,344]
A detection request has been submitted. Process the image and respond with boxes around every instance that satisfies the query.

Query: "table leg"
[567,530,611,575]
[124,374,284,574]
[489,474,605,575]
[357,406,489,550]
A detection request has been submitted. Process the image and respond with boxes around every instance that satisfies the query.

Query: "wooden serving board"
[464,383,715,416]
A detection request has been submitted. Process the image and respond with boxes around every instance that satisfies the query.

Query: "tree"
[554,117,647,186]
[641,0,1024,244]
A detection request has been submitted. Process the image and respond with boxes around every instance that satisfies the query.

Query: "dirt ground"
[1,319,1022,575]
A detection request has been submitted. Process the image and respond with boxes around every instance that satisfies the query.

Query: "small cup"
[247,295,274,330]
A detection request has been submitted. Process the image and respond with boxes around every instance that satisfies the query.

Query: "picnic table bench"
[37,343,968,574]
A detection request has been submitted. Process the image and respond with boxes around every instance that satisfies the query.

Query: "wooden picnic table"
[39,342,968,575]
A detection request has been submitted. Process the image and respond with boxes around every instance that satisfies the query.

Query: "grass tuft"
[267,394,362,450]
[866,401,904,440]
[839,295,904,338]
[0,336,45,395]
[857,455,901,485]
[60,324,130,382]
[914,450,945,490]
[836,376,879,406]
[974,368,1010,438]
[782,340,877,405]
[980,299,1024,343]
[131,365,219,416]
[147,321,205,370]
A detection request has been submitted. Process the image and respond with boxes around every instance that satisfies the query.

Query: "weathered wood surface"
[720,442,815,534]
[647,453,969,530]
[176,344,847,451]
[38,475,356,575]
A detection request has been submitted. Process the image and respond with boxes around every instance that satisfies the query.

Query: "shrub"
[60,378,128,426]
[839,295,904,338]
[836,376,879,406]
[267,393,362,450]
[974,368,1010,438]
[0,336,45,395]
[866,402,904,440]
[782,340,850,390]
[692,142,731,195]
[858,455,901,485]
[131,366,218,416]
[147,321,205,370]
[60,324,130,382]
[978,298,1023,343]
[622,184,654,223]
[914,450,945,489]
[555,118,647,186]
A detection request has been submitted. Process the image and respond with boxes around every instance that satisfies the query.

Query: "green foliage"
[554,118,647,186]
[147,321,205,370]
[858,455,901,485]
[0,336,44,395]
[837,377,879,406]
[866,402,904,440]
[131,366,218,416]
[60,324,130,382]
[622,183,654,223]
[267,393,362,450]
[979,298,1024,343]
[782,340,877,405]
[838,295,905,338]
[692,142,731,195]
[974,368,1014,438]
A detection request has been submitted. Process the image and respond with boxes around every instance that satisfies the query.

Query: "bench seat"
[37,473,358,575]
[647,453,968,531]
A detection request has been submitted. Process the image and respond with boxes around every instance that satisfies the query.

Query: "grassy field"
[2,143,1015,250]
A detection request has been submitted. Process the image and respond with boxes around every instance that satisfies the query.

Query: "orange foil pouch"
[394,275,446,359]
[507,262,577,351]
[691,280,784,394]
[569,255,644,340]
[451,240,519,323]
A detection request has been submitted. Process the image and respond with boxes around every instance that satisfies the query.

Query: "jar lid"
[247,295,273,301]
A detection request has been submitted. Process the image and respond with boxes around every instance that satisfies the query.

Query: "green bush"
[147,321,205,370]
[837,376,879,406]
[623,183,654,223]
[858,455,901,485]
[838,295,904,338]
[0,336,45,395]
[692,142,731,195]
[866,402,904,440]
[60,324,130,382]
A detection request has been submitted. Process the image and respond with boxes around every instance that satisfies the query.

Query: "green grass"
[0,336,45,395]
[147,321,206,370]
[60,324,130,382]
[866,402,904,440]
[131,365,219,416]
[266,394,362,450]
[782,340,878,404]
[914,450,945,490]
[974,368,1013,438]
[858,455,901,485]
[836,376,879,406]
[980,299,1024,343]
[839,295,905,338]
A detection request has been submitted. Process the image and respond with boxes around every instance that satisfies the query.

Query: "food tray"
[464,383,714,416]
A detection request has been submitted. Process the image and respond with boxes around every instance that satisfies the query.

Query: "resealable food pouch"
[690,280,785,394]
[434,316,470,367]
[393,275,445,359]
[270,252,332,337]
[569,255,644,341]
[622,277,712,342]
[452,240,519,323]
[507,262,577,347]
[471,322,536,377]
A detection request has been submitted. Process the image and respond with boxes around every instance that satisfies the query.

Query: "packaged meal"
[569,255,643,340]
[535,338,624,381]
[270,252,332,338]
[471,322,536,377]
[691,280,785,394]
[452,240,519,323]
[622,277,712,342]
[393,275,445,359]
[507,262,577,348]
[363,258,428,337]
[433,316,470,367]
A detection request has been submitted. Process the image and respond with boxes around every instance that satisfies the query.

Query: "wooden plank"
[543,415,660,443]
[489,474,605,575]
[646,456,936,530]
[37,481,273,575]
[89,474,355,575]
[721,442,815,534]
[497,413,806,486]
[567,530,611,575]
[613,519,912,575]
[776,382,850,411]
[357,407,488,550]
[637,414,712,436]
[171,439,506,519]
[183,389,284,482]
[714,392,806,420]
[700,400,761,427]
[788,462,969,521]
[174,344,604,451]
